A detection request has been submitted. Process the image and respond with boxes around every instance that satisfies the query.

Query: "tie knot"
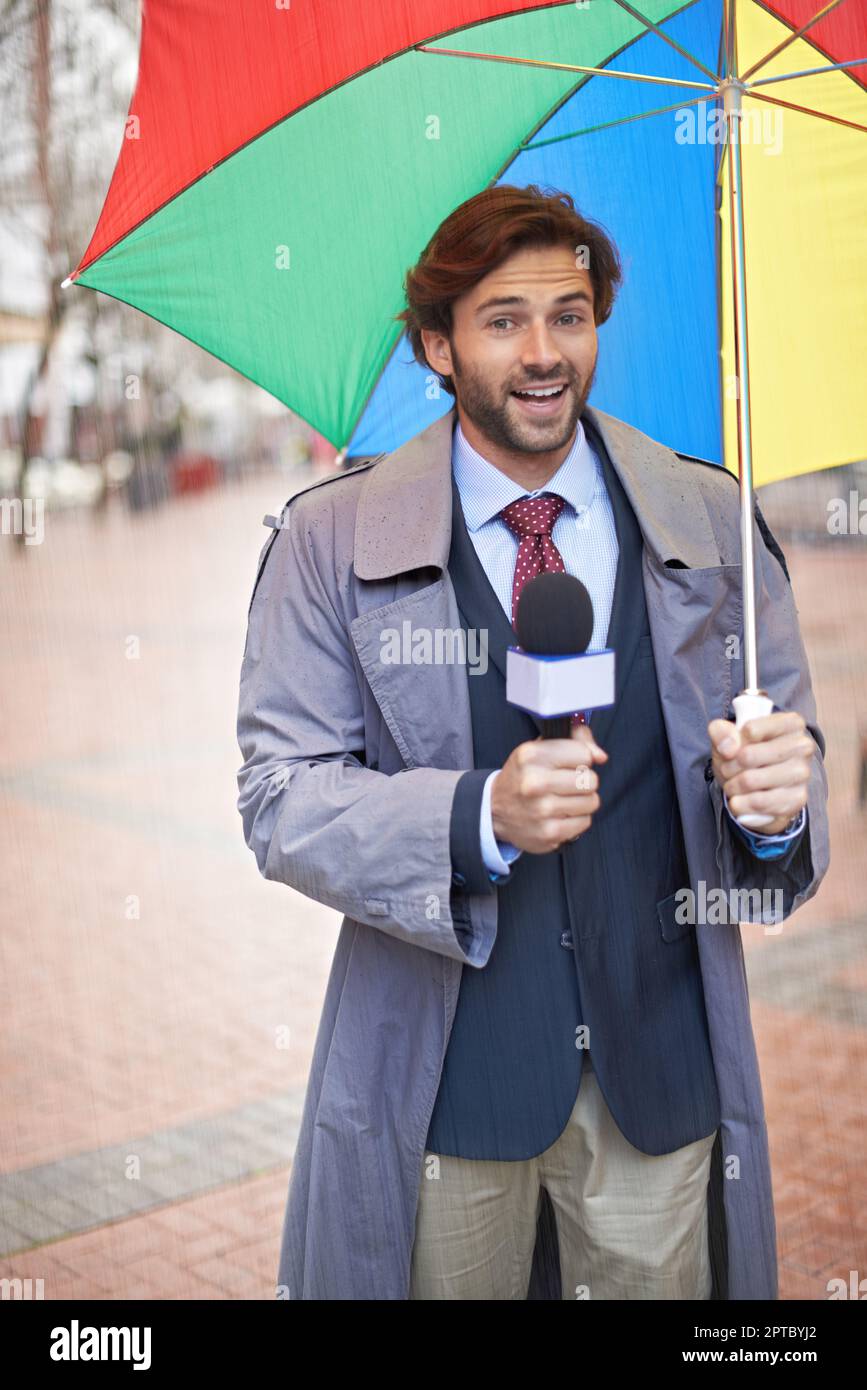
[500,491,566,540]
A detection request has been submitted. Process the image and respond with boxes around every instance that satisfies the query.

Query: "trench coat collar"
[353,404,722,581]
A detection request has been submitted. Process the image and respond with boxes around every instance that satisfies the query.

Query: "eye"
[488,313,587,331]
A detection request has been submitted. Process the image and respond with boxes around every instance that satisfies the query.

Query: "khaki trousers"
[409,1066,717,1300]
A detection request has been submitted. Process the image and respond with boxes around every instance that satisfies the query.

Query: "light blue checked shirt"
[450,417,806,881]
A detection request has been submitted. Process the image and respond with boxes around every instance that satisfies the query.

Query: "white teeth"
[515,386,564,397]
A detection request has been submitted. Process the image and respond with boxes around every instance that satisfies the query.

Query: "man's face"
[422,243,598,459]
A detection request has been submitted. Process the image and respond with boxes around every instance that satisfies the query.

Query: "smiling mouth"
[510,383,569,411]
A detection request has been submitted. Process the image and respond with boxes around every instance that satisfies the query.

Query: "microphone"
[508,573,616,738]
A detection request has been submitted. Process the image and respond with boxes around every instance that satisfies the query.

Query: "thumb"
[708,718,739,756]
[571,721,608,761]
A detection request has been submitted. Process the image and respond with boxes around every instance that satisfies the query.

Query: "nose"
[521,318,563,373]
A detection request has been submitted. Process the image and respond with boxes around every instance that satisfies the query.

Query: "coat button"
[451,871,466,888]
[559,930,574,949]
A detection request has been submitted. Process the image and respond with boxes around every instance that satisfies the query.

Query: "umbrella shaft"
[724,80,760,693]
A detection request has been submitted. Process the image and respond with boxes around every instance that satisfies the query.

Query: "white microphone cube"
[506,646,616,719]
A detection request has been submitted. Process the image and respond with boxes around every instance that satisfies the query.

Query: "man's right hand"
[490,724,608,854]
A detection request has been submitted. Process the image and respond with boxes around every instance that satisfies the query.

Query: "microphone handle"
[540,715,573,739]
[539,710,591,739]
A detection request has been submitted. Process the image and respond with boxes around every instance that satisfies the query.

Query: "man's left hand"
[707,711,813,835]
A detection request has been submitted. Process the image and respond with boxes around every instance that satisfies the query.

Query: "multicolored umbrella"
[64,0,865,742]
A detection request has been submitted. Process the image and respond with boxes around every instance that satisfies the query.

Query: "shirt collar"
[451,413,597,533]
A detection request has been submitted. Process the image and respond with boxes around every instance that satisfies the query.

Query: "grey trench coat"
[236,404,829,1300]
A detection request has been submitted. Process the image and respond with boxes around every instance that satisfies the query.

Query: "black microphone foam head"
[515,572,594,656]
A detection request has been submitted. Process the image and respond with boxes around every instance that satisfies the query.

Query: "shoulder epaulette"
[262,451,387,531]
[247,452,387,617]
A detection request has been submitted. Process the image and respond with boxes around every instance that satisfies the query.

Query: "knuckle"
[519,768,541,797]
[515,742,534,769]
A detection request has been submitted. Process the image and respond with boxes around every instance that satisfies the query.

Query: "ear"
[420,326,453,378]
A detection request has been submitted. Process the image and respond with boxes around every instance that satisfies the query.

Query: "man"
[236,185,829,1300]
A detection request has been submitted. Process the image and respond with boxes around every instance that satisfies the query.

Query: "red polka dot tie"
[499,492,567,628]
[499,491,587,729]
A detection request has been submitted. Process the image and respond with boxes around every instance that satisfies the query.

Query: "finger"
[532,737,607,769]
[731,730,815,772]
[714,730,814,781]
[536,792,601,820]
[711,745,738,779]
[738,711,806,744]
[727,785,808,820]
[724,756,812,798]
[550,814,595,846]
[708,718,740,757]
[521,766,600,797]
[569,724,608,761]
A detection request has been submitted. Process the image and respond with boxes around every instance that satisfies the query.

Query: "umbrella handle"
[731,690,775,828]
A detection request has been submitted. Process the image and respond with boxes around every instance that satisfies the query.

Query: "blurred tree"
[0,0,312,544]
[1,0,143,542]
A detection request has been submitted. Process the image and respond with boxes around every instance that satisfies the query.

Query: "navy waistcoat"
[425,416,721,1160]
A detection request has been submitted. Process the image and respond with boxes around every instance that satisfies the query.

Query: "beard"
[449,343,597,456]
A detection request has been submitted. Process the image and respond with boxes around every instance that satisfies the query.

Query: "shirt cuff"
[449,769,498,895]
[723,790,807,860]
[480,771,523,880]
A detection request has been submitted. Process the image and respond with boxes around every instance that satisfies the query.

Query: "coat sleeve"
[235,501,497,968]
[706,498,830,924]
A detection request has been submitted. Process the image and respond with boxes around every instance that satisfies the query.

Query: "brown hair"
[394,184,622,398]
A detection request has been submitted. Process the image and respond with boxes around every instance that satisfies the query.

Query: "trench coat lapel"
[349,409,472,771]
[447,473,520,687]
[350,404,724,770]
[581,415,654,753]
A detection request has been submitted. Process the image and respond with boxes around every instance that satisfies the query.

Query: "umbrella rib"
[520,92,711,149]
[748,56,867,87]
[739,0,847,83]
[722,0,736,81]
[747,86,867,133]
[607,0,721,83]
[415,45,716,89]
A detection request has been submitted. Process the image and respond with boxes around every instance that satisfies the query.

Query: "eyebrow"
[474,290,593,317]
